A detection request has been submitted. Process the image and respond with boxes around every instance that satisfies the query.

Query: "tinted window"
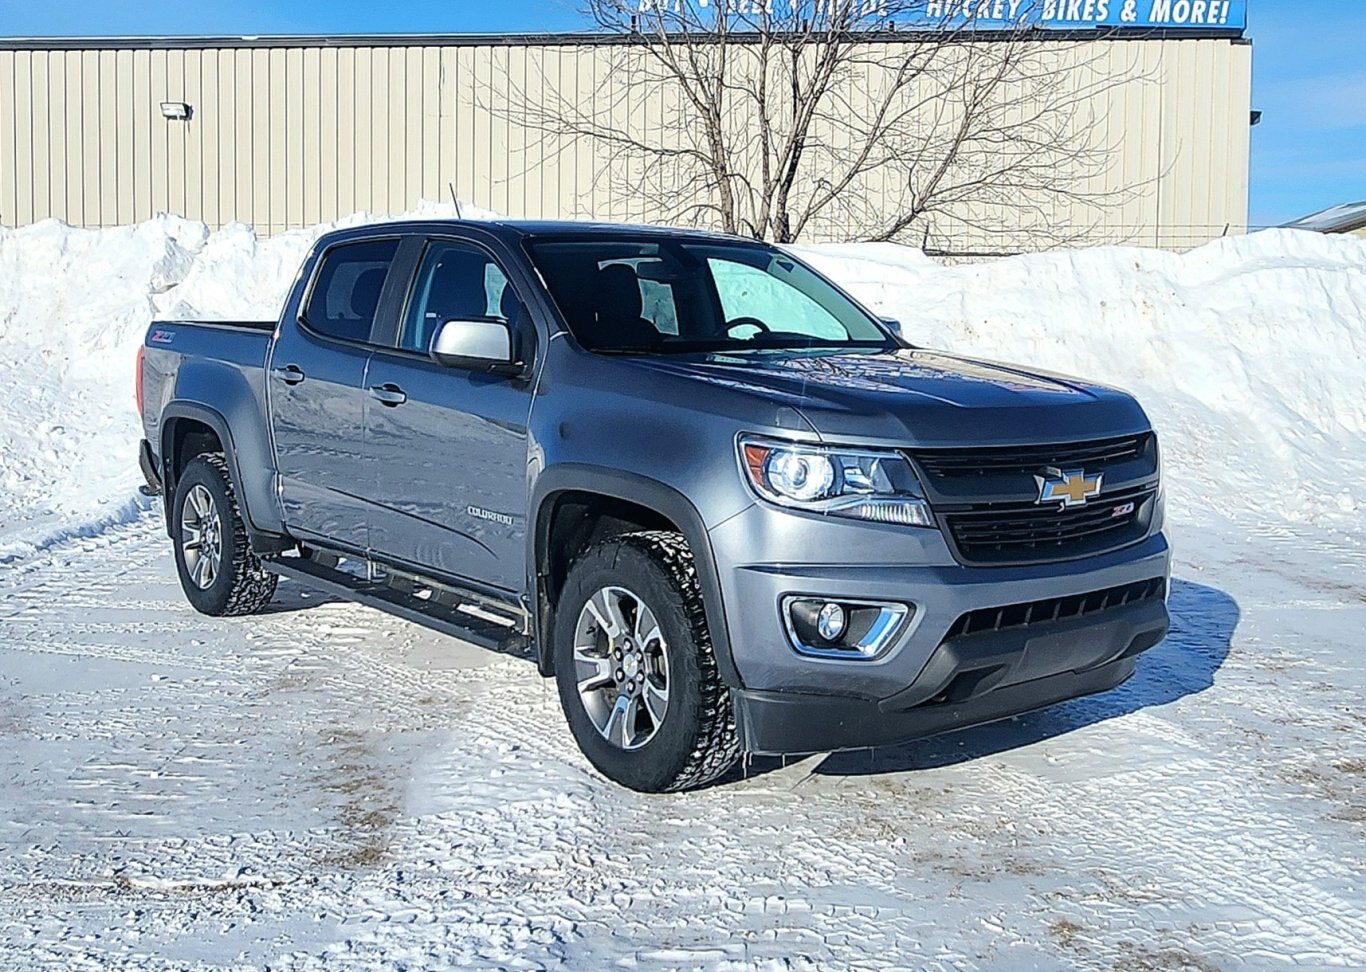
[303,239,399,343]
[526,240,891,354]
[597,258,680,335]
[400,242,518,354]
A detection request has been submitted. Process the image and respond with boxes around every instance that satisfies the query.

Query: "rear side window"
[302,239,400,343]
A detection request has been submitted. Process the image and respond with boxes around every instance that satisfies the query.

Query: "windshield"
[526,239,896,354]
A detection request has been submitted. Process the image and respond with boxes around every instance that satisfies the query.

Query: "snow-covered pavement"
[2,213,1364,967]
[2,513,1361,969]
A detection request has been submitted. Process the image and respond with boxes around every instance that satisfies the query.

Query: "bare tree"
[493,1,1139,250]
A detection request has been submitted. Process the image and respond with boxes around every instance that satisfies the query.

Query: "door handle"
[370,383,408,407]
[272,365,306,386]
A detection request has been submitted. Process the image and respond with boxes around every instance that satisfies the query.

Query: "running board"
[265,554,531,656]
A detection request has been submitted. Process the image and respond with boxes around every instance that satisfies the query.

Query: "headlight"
[738,435,935,527]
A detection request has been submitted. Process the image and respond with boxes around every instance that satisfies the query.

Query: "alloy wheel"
[573,586,671,750]
[180,484,223,590]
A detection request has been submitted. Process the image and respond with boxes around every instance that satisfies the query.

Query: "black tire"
[170,453,278,617]
[553,531,740,793]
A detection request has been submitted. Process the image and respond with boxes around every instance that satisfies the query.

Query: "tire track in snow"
[1,521,1364,970]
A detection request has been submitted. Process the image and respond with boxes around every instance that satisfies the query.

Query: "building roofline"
[0,27,1248,52]
[1280,203,1366,235]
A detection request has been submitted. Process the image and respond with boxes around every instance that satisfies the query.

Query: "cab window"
[400,242,518,354]
[302,239,399,343]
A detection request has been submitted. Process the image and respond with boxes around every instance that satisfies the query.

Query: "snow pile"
[1,210,1363,561]
[797,231,1366,531]
[159,198,499,322]
[0,201,493,561]
[0,216,200,559]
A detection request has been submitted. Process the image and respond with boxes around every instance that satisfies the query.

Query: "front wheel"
[171,454,278,617]
[554,532,740,792]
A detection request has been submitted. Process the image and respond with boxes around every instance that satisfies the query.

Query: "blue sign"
[918,0,1247,30]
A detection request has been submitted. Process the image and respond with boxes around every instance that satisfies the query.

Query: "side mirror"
[430,318,518,373]
[879,316,904,339]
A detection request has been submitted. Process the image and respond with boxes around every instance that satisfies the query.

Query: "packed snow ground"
[1,211,1363,969]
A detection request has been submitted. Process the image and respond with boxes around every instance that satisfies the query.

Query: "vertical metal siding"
[0,51,14,228]
[0,38,1251,251]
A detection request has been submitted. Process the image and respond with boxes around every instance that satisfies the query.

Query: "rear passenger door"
[267,237,400,552]
[364,236,533,593]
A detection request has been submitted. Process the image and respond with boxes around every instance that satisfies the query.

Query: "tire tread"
[577,531,740,792]
[178,453,277,617]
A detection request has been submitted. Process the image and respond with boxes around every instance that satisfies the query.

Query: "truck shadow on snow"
[260,580,345,614]
[792,577,1239,778]
[257,575,1236,782]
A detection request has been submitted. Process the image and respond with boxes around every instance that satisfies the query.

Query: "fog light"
[783,597,912,660]
[817,602,847,641]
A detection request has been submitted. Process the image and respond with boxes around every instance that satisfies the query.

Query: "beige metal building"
[0,31,1252,251]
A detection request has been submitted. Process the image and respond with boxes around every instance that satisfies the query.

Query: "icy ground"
[2,510,1363,968]
[1,213,1364,968]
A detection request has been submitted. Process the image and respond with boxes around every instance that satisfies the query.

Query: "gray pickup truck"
[137,220,1170,792]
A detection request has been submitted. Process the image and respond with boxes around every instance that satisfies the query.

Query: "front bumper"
[708,503,1171,754]
[732,595,1167,754]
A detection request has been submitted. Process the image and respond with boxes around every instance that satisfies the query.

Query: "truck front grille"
[914,434,1150,479]
[942,484,1156,566]
[943,576,1167,641]
[907,434,1160,566]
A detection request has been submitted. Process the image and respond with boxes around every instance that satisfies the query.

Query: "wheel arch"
[529,465,742,690]
[158,402,286,552]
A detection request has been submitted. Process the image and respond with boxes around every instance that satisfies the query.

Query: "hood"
[631,348,1152,447]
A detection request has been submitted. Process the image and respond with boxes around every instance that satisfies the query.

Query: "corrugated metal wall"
[0,37,1251,249]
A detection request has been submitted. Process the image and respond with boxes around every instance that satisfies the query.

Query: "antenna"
[448,181,464,220]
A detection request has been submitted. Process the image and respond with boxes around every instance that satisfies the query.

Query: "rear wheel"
[171,454,277,616]
[554,532,740,792]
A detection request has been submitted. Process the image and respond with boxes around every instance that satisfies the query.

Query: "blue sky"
[1,1,1360,227]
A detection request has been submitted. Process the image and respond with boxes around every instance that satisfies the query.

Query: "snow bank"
[1,210,1362,561]
[0,201,493,561]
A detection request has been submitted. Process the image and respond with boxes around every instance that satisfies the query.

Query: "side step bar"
[265,553,531,656]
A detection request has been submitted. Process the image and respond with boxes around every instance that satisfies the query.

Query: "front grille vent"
[943,576,1167,641]
[944,485,1155,565]
[914,434,1149,479]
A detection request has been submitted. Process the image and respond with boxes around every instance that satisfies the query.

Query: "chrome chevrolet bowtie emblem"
[1035,467,1103,510]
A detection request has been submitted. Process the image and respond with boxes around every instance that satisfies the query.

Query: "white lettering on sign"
[1149,0,1233,24]
[811,0,889,15]
[1039,0,1118,23]
[936,1,1027,17]
[638,0,1240,26]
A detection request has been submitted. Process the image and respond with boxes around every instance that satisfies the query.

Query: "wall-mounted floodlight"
[160,102,192,121]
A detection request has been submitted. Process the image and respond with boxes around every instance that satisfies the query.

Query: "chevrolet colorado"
[137,220,1170,792]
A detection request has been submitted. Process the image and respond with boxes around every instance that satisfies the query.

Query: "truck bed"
[144,320,276,385]
[154,319,277,334]
[140,319,278,523]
